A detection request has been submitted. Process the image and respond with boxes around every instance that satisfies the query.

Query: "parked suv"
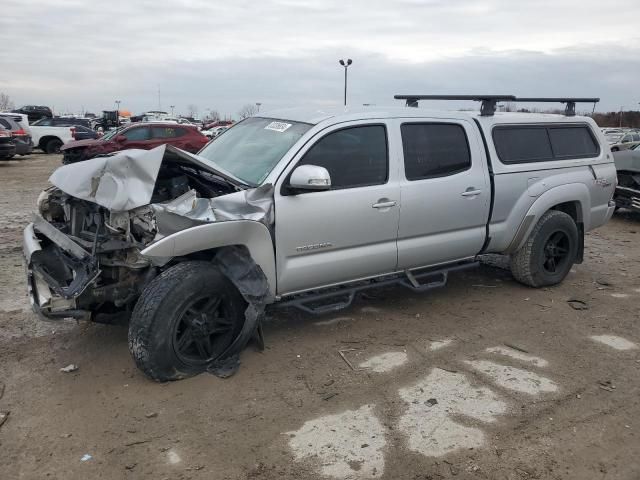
[0,114,33,156]
[23,96,616,381]
[12,105,53,123]
[0,126,16,159]
[60,122,209,163]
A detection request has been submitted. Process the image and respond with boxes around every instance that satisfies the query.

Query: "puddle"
[286,404,385,479]
[590,335,638,351]
[465,360,558,395]
[485,346,549,367]
[397,368,507,457]
[428,339,454,351]
[358,351,408,373]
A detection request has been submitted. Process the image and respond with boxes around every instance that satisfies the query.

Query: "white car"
[202,126,228,138]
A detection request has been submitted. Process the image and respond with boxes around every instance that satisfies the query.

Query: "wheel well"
[550,201,582,223]
[38,136,62,149]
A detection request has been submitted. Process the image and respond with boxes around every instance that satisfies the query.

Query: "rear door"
[121,126,153,149]
[395,119,490,269]
[274,121,401,294]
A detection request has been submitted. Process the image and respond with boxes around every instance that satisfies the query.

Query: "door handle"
[461,189,482,197]
[372,200,397,209]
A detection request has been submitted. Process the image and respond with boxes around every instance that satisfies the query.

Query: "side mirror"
[289,165,331,191]
[115,135,127,143]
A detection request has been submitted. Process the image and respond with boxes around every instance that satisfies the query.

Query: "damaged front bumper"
[23,217,98,319]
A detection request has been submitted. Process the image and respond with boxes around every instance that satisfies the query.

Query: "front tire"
[128,261,246,381]
[510,210,579,287]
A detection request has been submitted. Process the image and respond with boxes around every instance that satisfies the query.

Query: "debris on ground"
[0,411,9,429]
[598,380,616,392]
[80,454,93,462]
[567,299,589,310]
[60,364,79,373]
[145,412,158,418]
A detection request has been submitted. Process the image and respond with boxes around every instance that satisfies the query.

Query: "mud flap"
[206,246,270,378]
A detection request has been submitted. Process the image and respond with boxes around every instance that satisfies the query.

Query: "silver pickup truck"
[23,95,617,381]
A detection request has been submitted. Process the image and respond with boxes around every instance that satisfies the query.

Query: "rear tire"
[128,261,246,382]
[510,210,579,287]
[45,138,63,154]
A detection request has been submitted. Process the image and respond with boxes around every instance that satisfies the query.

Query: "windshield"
[196,117,312,185]
[101,126,124,140]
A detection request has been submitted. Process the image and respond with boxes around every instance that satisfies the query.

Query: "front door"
[275,122,400,295]
[395,119,491,269]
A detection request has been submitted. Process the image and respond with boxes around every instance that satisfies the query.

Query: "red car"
[60,123,209,164]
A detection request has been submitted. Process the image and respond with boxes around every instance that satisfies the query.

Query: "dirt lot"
[0,153,639,480]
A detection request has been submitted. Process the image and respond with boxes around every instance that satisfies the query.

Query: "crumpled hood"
[50,145,166,211]
[47,144,274,230]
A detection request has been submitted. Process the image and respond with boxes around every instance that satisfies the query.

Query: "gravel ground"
[0,153,639,480]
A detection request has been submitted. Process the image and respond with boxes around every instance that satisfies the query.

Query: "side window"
[0,119,11,129]
[123,127,151,141]
[548,126,599,157]
[34,118,52,126]
[298,125,388,189]
[633,133,640,142]
[401,123,471,180]
[493,127,553,163]
[152,127,186,138]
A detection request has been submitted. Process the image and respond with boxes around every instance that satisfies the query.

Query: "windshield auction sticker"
[264,121,292,132]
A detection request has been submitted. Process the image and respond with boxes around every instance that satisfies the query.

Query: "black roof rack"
[513,97,600,117]
[394,94,516,116]
[394,94,600,117]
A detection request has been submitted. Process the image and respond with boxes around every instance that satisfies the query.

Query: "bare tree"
[238,104,258,119]
[208,109,220,121]
[0,92,14,111]
[186,104,199,118]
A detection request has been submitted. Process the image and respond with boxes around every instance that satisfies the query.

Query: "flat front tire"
[128,261,246,381]
[510,210,579,288]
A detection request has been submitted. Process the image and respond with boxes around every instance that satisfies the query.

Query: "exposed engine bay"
[25,145,273,322]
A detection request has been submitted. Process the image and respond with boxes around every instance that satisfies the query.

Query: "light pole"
[338,59,352,106]
[619,106,624,128]
[170,105,175,117]
[115,100,121,127]
[256,102,261,113]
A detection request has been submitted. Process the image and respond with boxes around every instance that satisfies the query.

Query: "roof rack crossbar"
[514,97,600,117]
[393,94,516,116]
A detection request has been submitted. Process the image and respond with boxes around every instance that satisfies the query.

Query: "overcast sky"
[1,0,639,117]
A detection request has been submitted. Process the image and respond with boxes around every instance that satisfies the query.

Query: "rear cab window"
[492,124,599,164]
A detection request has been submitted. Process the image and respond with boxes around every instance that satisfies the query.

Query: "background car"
[609,131,640,151]
[60,122,209,163]
[202,125,229,138]
[70,125,100,141]
[11,105,52,123]
[31,116,91,128]
[0,126,17,160]
[0,115,33,156]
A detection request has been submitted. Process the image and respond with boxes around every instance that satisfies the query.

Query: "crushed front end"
[24,188,158,321]
[22,145,261,322]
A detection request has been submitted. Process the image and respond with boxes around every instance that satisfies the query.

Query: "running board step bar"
[278,261,479,315]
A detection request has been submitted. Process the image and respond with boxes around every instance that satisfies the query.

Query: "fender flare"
[141,220,276,296]
[507,183,589,253]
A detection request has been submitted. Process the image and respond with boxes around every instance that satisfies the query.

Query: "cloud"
[1,0,639,115]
